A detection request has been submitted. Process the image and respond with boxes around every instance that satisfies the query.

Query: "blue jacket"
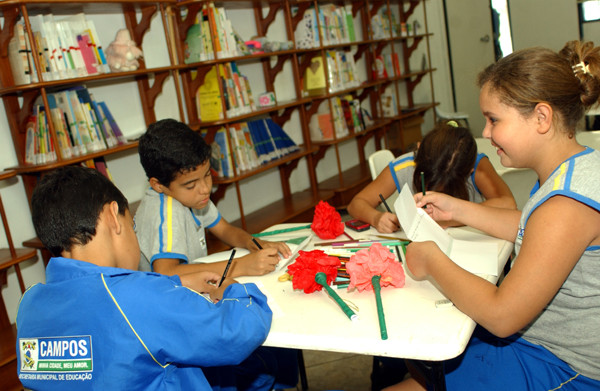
[16,257,272,390]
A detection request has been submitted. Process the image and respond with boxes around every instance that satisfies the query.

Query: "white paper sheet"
[394,183,498,276]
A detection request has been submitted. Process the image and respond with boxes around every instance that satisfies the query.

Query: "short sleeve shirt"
[134,187,221,272]
[388,151,486,203]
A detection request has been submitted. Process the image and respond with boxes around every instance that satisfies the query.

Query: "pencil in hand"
[379,194,392,213]
[252,238,263,250]
[218,249,236,287]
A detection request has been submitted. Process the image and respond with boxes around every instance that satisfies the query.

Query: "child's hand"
[414,191,457,222]
[261,240,291,259]
[374,211,400,233]
[210,278,236,303]
[180,271,222,293]
[249,238,291,259]
[238,249,280,276]
[405,241,444,280]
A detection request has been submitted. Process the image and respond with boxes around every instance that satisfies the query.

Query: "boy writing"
[16,166,275,390]
[134,119,291,280]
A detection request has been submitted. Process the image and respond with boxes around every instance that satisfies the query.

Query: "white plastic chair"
[475,138,505,174]
[368,149,398,212]
[368,149,395,180]
[576,130,600,150]
[435,106,470,129]
[500,168,538,210]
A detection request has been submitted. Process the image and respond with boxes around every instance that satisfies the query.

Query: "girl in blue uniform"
[391,40,600,390]
[348,121,516,233]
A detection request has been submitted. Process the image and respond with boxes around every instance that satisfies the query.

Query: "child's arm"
[347,167,400,233]
[415,191,521,241]
[407,195,600,337]
[209,217,289,255]
[473,157,517,209]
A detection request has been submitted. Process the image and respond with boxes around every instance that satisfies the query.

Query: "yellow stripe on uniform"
[553,163,566,191]
[166,196,173,252]
[393,161,415,173]
[101,274,168,368]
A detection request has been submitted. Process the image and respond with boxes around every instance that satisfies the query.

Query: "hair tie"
[447,120,459,128]
[572,61,590,75]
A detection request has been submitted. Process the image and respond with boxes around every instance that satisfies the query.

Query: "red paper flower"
[311,200,345,239]
[287,249,341,293]
[346,243,405,292]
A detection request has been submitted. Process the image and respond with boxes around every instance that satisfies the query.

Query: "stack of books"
[184,3,249,63]
[196,62,254,122]
[25,86,125,165]
[208,118,299,178]
[8,13,109,84]
[294,4,357,49]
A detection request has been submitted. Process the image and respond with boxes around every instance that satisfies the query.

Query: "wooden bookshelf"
[1,0,437,261]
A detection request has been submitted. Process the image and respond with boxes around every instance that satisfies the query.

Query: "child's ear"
[104,201,122,234]
[534,103,552,134]
[149,177,165,193]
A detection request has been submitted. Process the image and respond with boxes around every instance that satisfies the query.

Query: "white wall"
[509,0,580,51]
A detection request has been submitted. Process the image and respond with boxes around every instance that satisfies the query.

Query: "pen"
[420,171,427,209]
[252,237,263,250]
[378,194,402,262]
[379,193,392,213]
[218,249,236,287]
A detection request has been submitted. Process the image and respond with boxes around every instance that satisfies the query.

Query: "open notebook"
[194,234,312,271]
[393,183,498,276]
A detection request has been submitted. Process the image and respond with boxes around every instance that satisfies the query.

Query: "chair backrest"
[368,149,394,180]
[475,138,505,173]
[500,168,538,210]
[576,130,600,150]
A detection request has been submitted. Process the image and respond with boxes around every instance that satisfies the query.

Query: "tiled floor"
[283,350,374,391]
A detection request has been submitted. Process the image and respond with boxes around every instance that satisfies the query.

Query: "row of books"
[184,3,248,63]
[8,14,109,85]
[25,86,124,165]
[309,96,369,141]
[196,62,255,122]
[82,157,113,180]
[294,5,357,49]
[372,53,402,80]
[209,118,299,178]
[304,49,361,97]
[370,7,422,39]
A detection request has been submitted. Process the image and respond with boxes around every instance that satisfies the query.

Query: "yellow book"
[197,67,223,122]
[304,56,326,96]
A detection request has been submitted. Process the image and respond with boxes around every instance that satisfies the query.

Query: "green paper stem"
[315,272,358,321]
[372,275,388,340]
[252,224,312,238]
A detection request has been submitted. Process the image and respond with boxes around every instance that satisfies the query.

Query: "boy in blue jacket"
[16,166,274,390]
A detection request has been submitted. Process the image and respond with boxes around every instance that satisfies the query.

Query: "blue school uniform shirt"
[16,257,272,390]
[388,151,485,202]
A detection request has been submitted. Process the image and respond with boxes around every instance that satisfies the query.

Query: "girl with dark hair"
[347,121,516,233]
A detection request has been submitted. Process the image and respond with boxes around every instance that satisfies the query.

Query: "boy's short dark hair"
[138,119,212,187]
[32,166,129,257]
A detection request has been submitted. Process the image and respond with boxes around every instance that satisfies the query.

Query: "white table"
[238,224,513,364]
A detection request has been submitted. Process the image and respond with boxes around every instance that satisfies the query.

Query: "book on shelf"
[294,7,319,49]
[304,56,327,97]
[212,127,234,178]
[7,22,33,85]
[196,67,223,122]
[25,12,109,82]
[294,5,355,49]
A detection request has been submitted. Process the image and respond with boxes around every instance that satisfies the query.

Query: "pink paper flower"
[287,250,341,293]
[311,200,345,239]
[346,243,405,292]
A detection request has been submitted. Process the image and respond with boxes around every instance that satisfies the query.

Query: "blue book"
[213,128,233,177]
[97,102,125,143]
[247,121,269,164]
[251,119,276,161]
[264,118,299,155]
